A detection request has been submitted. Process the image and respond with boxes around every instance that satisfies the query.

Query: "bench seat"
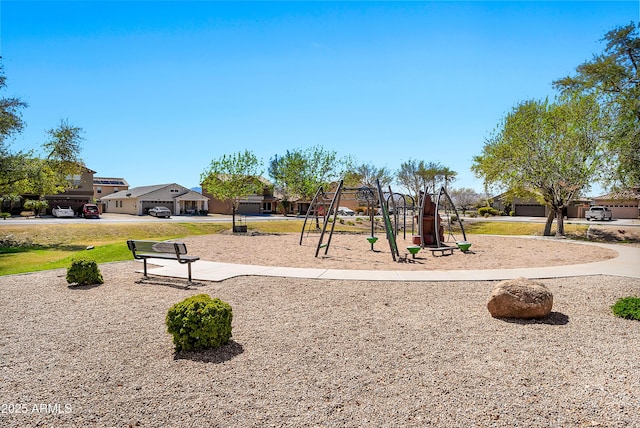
[429,246,455,256]
[127,240,199,282]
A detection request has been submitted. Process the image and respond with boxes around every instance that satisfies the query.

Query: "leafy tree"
[472,95,610,236]
[397,159,428,201]
[449,187,482,215]
[24,120,86,197]
[268,151,304,215]
[201,150,264,230]
[268,146,345,214]
[553,22,640,187]
[343,162,393,188]
[396,159,456,200]
[0,59,29,195]
[23,199,49,217]
[439,166,457,191]
[1,61,85,199]
[0,60,27,144]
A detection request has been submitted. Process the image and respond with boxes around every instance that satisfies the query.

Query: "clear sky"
[1,1,638,195]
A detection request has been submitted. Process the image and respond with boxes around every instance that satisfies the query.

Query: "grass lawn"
[0,220,362,276]
[0,219,589,276]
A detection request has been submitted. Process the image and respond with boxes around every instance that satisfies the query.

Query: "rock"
[487,277,553,319]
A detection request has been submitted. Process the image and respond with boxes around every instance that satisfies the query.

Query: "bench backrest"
[127,240,188,255]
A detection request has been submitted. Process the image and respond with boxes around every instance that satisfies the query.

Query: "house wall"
[204,189,269,215]
[103,197,137,214]
[94,185,128,200]
[44,169,95,214]
[591,200,639,219]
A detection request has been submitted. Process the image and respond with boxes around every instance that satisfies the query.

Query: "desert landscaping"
[1,231,639,427]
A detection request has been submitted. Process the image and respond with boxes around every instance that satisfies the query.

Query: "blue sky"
[1,1,638,195]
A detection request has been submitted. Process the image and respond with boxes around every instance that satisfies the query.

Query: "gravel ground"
[1,262,639,427]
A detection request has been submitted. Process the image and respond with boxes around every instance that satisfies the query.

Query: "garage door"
[515,204,546,217]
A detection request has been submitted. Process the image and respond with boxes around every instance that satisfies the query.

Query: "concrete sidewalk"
[140,240,640,283]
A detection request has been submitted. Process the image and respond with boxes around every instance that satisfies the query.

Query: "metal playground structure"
[299,179,471,262]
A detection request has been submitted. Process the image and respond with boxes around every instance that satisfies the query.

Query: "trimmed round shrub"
[166,294,233,352]
[478,206,500,217]
[66,255,104,286]
[612,296,640,321]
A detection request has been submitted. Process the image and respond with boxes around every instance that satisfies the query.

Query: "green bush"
[478,206,499,217]
[166,294,233,352]
[66,255,104,286]
[612,296,640,321]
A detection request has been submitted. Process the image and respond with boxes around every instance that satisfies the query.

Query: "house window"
[114,187,119,193]
[97,186,102,194]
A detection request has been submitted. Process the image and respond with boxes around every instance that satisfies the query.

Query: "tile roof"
[594,189,640,201]
[100,183,176,199]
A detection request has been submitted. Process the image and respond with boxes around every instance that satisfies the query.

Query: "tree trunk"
[556,208,566,237]
[543,209,555,236]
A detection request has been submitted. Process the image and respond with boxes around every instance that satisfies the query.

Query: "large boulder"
[487,277,553,319]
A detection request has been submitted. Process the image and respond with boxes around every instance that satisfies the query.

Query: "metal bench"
[429,246,455,256]
[127,240,199,282]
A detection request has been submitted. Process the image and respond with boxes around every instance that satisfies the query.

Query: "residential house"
[101,183,209,216]
[43,167,96,214]
[93,177,129,200]
[591,188,640,219]
[203,177,277,215]
[490,191,589,218]
[93,177,129,213]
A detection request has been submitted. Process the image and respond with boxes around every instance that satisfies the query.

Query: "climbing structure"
[415,186,467,249]
[416,191,444,247]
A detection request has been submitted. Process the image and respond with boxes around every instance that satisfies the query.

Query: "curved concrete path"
[141,240,640,282]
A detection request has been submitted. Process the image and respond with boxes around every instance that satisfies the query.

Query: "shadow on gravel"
[67,283,103,291]
[135,277,208,290]
[173,340,244,364]
[499,311,570,326]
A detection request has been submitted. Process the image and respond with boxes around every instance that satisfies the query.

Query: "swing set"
[299,179,471,262]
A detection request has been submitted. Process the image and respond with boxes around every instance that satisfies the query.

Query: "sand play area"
[179,232,619,271]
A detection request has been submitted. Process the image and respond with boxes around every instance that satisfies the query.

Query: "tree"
[396,159,428,201]
[25,120,86,197]
[1,60,85,199]
[553,22,640,187]
[449,187,482,215]
[268,146,346,214]
[396,159,456,200]
[0,58,29,195]
[23,199,49,217]
[0,60,27,144]
[343,162,393,188]
[268,150,305,216]
[201,150,263,230]
[472,95,610,236]
[438,166,458,192]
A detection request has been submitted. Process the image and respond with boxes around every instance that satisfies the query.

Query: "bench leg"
[187,263,193,282]
[143,259,149,279]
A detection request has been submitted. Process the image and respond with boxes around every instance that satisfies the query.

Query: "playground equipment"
[415,186,469,252]
[299,180,469,261]
[300,179,406,261]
